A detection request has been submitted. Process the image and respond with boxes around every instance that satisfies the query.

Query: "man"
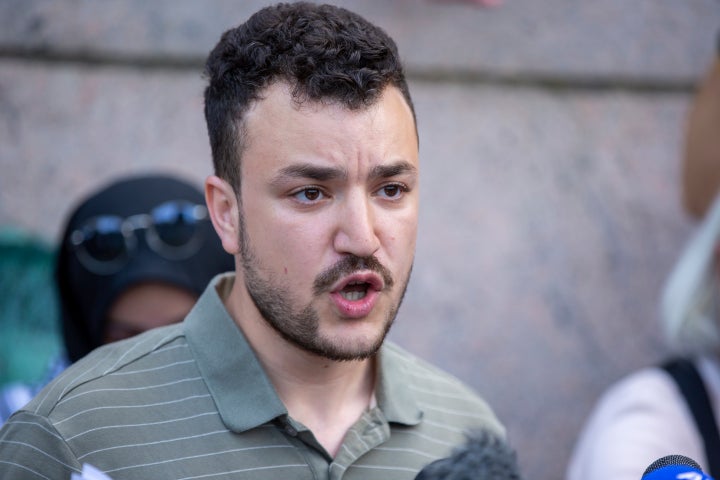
[0,3,503,479]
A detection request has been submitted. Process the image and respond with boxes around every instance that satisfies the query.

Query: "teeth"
[340,290,367,301]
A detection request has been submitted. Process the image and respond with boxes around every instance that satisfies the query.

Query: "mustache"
[313,255,394,295]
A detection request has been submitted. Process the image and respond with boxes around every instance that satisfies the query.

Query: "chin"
[313,327,389,361]
[314,344,382,362]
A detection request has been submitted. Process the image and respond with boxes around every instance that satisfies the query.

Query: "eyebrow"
[276,164,347,182]
[274,161,417,184]
[369,161,417,180]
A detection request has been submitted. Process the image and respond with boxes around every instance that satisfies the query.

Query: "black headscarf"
[56,174,234,362]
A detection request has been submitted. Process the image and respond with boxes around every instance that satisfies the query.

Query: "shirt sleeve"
[566,367,707,480]
[0,410,82,479]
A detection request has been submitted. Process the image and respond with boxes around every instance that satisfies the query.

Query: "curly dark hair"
[203,2,416,193]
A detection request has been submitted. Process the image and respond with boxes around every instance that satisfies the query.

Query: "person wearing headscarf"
[0,173,234,422]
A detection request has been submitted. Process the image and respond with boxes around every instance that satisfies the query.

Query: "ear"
[205,175,241,255]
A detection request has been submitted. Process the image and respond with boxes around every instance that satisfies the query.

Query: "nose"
[332,192,380,258]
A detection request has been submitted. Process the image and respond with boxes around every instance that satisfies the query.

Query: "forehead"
[240,82,418,176]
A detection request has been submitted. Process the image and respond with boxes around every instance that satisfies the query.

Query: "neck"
[225,278,377,457]
[267,350,376,428]
[259,333,378,458]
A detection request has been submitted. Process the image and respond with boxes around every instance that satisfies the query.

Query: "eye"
[376,183,408,200]
[292,187,327,204]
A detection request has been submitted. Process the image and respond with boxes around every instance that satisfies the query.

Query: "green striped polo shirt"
[0,274,504,479]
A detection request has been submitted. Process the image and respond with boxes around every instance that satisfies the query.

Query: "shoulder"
[0,409,81,478]
[382,341,504,436]
[383,341,481,395]
[596,365,685,414]
[22,323,189,419]
[567,365,703,480]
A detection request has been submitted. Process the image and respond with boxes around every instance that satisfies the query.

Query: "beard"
[238,219,411,361]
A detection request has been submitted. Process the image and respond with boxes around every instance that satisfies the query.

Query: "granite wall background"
[1,1,719,479]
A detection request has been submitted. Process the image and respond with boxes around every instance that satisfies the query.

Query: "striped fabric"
[0,274,503,479]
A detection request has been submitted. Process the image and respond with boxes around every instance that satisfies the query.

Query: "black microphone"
[641,455,714,480]
[414,429,523,480]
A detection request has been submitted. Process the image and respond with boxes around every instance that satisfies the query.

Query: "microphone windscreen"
[641,455,713,480]
[415,429,523,480]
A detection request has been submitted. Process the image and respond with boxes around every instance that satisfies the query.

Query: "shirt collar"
[375,341,423,426]
[184,273,287,432]
[185,273,422,430]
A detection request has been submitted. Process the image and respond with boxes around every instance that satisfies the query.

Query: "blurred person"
[682,32,720,219]
[0,3,504,479]
[0,174,233,423]
[566,37,720,480]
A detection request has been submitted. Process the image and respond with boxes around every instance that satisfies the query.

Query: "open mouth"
[340,281,371,301]
[331,272,383,300]
[329,272,384,318]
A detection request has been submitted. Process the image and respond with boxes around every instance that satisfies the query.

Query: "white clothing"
[566,356,720,480]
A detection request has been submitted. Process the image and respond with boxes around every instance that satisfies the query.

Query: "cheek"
[381,212,418,252]
[264,221,327,275]
[376,221,416,282]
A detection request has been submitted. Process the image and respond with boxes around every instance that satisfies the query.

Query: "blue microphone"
[642,455,714,480]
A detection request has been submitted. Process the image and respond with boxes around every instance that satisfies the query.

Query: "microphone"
[414,429,523,480]
[642,455,714,480]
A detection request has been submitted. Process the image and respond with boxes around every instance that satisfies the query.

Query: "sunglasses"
[69,200,209,275]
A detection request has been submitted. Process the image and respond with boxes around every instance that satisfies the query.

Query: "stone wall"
[1,1,719,479]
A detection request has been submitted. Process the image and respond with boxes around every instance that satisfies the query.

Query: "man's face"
[237,82,419,361]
